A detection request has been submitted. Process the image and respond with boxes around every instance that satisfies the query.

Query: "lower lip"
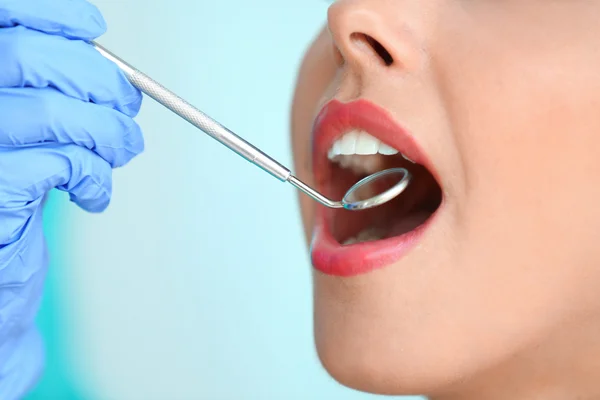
[310,205,439,277]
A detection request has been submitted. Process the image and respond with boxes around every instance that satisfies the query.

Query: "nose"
[327,0,423,72]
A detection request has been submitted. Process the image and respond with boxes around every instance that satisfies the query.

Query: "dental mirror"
[287,167,411,210]
[92,42,412,211]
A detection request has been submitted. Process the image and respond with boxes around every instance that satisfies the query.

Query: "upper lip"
[312,98,438,185]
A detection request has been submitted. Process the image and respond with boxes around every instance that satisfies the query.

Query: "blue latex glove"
[0,0,144,397]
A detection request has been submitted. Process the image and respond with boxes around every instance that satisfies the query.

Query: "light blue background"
[27,1,423,399]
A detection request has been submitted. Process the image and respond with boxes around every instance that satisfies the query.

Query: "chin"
[311,271,462,397]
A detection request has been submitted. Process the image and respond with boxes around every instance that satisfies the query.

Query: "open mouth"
[310,99,444,276]
[325,130,442,245]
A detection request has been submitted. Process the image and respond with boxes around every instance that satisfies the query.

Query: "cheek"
[442,23,600,332]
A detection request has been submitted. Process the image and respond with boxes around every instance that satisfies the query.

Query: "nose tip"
[327,1,421,71]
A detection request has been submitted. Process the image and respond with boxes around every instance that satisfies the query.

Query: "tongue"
[387,210,431,238]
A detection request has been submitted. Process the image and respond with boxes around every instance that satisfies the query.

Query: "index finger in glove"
[0,0,106,40]
[0,27,142,117]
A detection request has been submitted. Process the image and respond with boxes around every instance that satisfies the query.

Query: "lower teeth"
[342,227,387,246]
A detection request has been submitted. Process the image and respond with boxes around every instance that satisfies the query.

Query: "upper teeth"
[327,130,414,163]
[327,130,397,159]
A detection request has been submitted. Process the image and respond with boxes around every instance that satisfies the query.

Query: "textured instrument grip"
[128,69,291,181]
[128,70,221,137]
[91,41,291,181]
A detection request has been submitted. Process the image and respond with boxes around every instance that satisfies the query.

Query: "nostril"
[350,33,394,66]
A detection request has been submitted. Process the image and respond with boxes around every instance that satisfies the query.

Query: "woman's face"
[291,0,600,397]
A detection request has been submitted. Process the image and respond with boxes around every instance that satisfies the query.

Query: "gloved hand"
[0,0,144,398]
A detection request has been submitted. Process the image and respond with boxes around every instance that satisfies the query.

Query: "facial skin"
[290,1,600,399]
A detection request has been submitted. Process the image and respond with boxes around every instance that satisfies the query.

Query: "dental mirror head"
[287,167,412,211]
[341,167,411,210]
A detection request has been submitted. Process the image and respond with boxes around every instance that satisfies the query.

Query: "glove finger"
[0,27,142,117]
[0,0,106,40]
[0,144,112,246]
[0,88,144,168]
